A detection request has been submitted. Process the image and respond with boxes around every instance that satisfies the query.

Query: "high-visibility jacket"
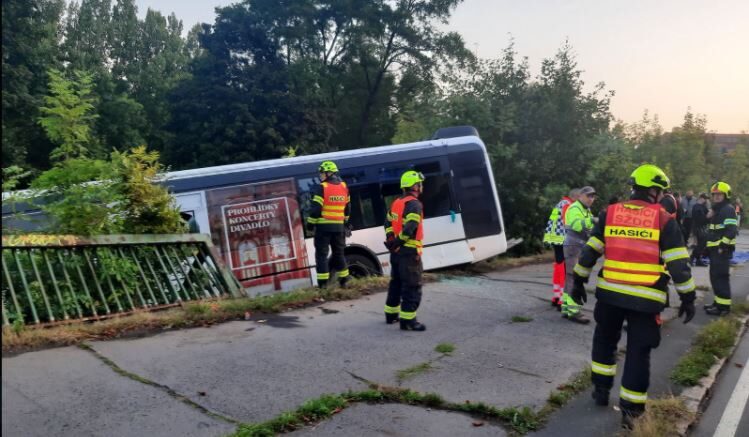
[601,201,663,286]
[573,196,696,314]
[543,196,573,245]
[707,200,738,249]
[386,194,424,254]
[308,177,350,232]
[564,200,595,242]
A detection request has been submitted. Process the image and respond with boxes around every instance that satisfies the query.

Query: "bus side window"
[296,175,319,238]
[348,185,379,230]
[419,173,452,218]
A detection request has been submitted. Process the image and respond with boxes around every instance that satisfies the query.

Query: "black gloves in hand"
[383,236,400,253]
[678,300,695,324]
[345,222,353,238]
[571,279,587,305]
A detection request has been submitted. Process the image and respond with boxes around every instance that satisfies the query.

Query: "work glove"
[305,221,315,233]
[678,300,695,324]
[571,278,587,305]
[345,222,353,238]
[383,235,400,253]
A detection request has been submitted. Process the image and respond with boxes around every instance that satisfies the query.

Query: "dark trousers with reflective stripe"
[591,301,661,414]
[385,250,423,317]
[709,248,732,308]
[314,231,347,284]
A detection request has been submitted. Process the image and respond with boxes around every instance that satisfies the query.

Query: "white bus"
[2,127,508,296]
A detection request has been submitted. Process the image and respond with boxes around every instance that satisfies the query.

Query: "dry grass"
[628,396,693,437]
[2,276,389,354]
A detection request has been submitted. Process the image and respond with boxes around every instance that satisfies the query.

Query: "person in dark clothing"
[307,161,351,288]
[572,164,695,429]
[704,182,738,316]
[681,190,697,243]
[690,193,710,266]
[383,170,427,331]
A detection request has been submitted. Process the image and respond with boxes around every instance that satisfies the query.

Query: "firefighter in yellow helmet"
[307,161,351,288]
[383,170,426,331]
[704,181,737,316]
[572,164,695,428]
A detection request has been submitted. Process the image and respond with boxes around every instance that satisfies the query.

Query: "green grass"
[434,342,456,355]
[395,362,434,382]
[511,315,533,323]
[671,316,742,386]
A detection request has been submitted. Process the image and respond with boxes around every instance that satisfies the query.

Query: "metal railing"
[1,234,241,326]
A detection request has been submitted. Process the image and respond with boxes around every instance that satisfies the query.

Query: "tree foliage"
[2,0,746,247]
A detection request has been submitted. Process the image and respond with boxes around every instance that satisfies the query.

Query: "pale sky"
[138,0,749,133]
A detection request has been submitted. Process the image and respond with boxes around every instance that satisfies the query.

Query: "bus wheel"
[345,253,380,278]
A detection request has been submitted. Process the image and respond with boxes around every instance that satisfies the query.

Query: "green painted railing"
[1,234,241,326]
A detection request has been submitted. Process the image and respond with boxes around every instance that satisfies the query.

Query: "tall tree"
[37,69,100,161]
[2,0,65,169]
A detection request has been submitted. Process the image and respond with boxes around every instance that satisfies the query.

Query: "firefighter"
[383,170,426,331]
[307,161,351,288]
[562,186,597,324]
[572,164,695,428]
[704,182,738,316]
[543,189,580,310]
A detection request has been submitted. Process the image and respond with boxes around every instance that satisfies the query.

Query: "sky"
[137,0,749,133]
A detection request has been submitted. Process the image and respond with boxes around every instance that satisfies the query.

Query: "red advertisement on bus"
[205,178,311,295]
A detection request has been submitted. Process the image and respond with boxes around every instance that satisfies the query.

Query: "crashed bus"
[2,127,508,295]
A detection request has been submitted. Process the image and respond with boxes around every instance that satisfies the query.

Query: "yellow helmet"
[318,160,339,173]
[630,164,670,190]
[710,181,731,198]
[400,170,425,189]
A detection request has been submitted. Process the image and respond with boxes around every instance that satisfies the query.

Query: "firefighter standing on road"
[704,182,738,316]
[307,161,351,288]
[383,171,426,331]
[572,164,696,428]
[543,189,580,310]
[562,186,597,324]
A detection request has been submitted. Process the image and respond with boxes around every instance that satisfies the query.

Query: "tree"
[2,0,65,170]
[37,69,100,162]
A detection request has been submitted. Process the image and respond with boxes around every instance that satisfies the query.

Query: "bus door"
[174,191,209,234]
[380,160,474,271]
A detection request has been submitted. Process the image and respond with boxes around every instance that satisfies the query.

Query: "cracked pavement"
[3,236,748,436]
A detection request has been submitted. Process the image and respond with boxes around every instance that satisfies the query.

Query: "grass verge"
[671,316,742,386]
[2,276,389,354]
[628,396,693,437]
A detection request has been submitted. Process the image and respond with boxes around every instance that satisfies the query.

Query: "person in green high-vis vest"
[562,186,597,324]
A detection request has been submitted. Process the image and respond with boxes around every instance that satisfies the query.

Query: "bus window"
[449,149,502,238]
[348,184,380,230]
[420,173,452,218]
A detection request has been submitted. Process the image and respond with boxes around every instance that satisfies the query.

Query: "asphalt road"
[3,234,749,437]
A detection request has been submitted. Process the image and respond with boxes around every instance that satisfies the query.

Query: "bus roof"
[164,135,483,182]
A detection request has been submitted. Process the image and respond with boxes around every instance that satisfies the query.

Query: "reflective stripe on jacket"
[602,201,663,286]
[389,195,424,254]
[543,197,572,245]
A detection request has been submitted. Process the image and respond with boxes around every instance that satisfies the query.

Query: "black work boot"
[704,301,717,310]
[317,279,328,289]
[400,319,426,331]
[385,313,400,324]
[339,276,350,288]
[591,387,610,406]
[705,305,730,316]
